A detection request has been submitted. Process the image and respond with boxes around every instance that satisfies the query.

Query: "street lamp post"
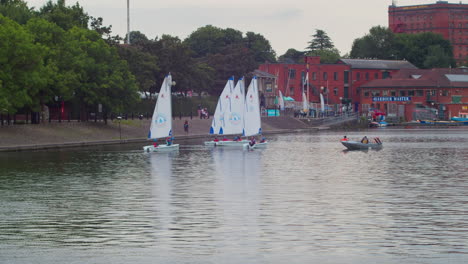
[117,116,122,141]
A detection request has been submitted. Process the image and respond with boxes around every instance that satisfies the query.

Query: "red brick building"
[389,1,468,63]
[360,68,468,121]
[258,57,416,111]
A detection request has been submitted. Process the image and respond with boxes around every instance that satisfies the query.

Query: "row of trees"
[0,0,138,116]
[280,26,455,69]
[0,0,458,117]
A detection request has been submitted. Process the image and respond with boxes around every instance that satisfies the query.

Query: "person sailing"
[341,136,349,142]
[166,136,174,146]
[249,136,256,147]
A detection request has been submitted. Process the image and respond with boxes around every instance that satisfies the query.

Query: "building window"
[364,91,370,97]
[442,90,449,96]
[266,83,272,92]
[374,73,379,79]
[289,87,294,95]
[312,72,316,80]
[383,90,389,96]
[399,90,406,96]
[391,90,396,96]
[365,72,369,80]
[416,90,424,96]
[408,90,415,96]
[333,87,338,96]
[289,69,296,79]
[323,72,328,81]
[371,91,380,96]
[334,72,338,81]
[356,72,360,81]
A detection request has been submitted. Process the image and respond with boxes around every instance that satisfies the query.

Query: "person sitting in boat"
[233,136,241,141]
[361,136,369,144]
[249,136,256,147]
[222,136,229,141]
[213,137,219,142]
[341,136,349,142]
[166,137,173,146]
[260,136,266,143]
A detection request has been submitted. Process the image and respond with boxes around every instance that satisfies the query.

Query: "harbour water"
[0,128,467,264]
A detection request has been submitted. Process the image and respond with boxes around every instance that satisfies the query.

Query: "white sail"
[223,77,245,135]
[302,91,309,113]
[320,93,325,113]
[148,74,173,139]
[244,76,261,137]
[278,90,285,111]
[210,77,235,135]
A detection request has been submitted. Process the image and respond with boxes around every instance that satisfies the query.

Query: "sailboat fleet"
[144,74,266,152]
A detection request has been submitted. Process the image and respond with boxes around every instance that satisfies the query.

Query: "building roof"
[339,59,417,70]
[253,69,277,79]
[361,68,468,88]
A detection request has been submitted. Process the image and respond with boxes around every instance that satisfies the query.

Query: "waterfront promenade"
[0,116,338,151]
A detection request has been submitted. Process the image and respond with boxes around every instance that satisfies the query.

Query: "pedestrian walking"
[183,120,189,134]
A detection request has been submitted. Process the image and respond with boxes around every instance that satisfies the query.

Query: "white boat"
[205,77,235,145]
[205,77,248,147]
[143,74,179,152]
[243,76,268,149]
[341,139,382,151]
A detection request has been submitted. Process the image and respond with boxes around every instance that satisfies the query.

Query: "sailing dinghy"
[243,76,267,150]
[143,74,179,152]
[214,77,249,147]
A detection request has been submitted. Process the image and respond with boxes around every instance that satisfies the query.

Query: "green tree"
[394,32,454,68]
[117,44,159,97]
[0,0,33,24]
[306,29,334,52]
[37,0,89,31]
[125,30,149,46]
[244,31,276,63]
[278,48,305,63]
[184,25,243,57]
[350,26,397,59]
[306,48,341,63]
[423,45,453,68]
[65,27,139,115]
[0,14,48,113]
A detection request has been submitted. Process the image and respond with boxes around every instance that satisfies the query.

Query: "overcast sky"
[25,0,468,56]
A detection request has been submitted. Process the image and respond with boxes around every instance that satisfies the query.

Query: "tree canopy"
[350,26,455,68]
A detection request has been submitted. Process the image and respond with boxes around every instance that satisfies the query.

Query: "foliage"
[350,27,455,68]
[244,31,276,63]
[350,26,396,59]
[306,29,335,52]
[37,0,89,31]
[394,32,455,68]
[0,14,48,113]
[117,44,159,96]
[306,48,341,64]
[278,48,305,63]
[0,0,32,24]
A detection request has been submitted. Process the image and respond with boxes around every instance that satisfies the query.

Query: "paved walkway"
[0,116,354,151]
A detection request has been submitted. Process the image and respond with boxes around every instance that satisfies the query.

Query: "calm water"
[0,128,467,264]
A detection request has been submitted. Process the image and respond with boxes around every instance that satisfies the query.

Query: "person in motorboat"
[260,136,266,143]
[222,136,229,141]
[153,139,158,147]
[249,136,256,147]
[213,136,219,142]
[341,136,349,141]
[374,137,382,144]
[361,136,369,144]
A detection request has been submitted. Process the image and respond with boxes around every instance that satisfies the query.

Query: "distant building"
[258,56,416,111]
[389,1,468,64]
[360,68,468,121]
